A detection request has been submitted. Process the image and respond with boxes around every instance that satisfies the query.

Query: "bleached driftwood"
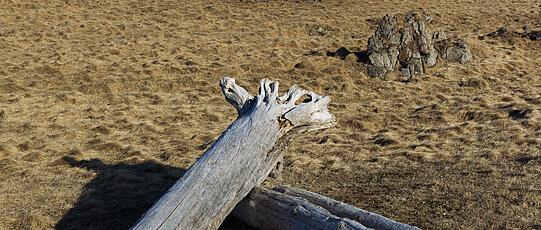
[232,186,420,230]
[273,186,420,230]
[131,78,334,230]
[232,186,372,230]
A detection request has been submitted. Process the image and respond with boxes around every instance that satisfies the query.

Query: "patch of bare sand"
[0,0,540,229]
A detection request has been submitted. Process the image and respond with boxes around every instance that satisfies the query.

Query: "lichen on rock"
[435,38,473,64]
[365,11,473,79]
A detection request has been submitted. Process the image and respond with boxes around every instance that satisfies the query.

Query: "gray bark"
[130,78,334,230]
[272,186,421,230]
[232,186,372,230]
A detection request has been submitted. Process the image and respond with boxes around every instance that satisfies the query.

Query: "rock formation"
[366,12,472,79]
[366,14,400,78]
[435,38,473,64]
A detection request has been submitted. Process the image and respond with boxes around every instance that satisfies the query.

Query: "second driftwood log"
[232,186,421,230]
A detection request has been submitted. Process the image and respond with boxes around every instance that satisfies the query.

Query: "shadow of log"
[56,157,186,230]
[56,157,255,230]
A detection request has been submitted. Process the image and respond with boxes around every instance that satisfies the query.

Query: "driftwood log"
[131,78,335,230]
[232,186,368,230]
[232,186,420,230]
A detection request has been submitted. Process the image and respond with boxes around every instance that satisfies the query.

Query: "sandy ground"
[0,0,540,229]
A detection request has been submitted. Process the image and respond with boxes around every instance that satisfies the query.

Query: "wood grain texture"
[232,186,371,230]
[273,186,421,230]
[131,78,334,230]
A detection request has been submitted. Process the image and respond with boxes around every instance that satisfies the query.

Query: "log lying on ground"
[232,186,371,230]
[131,78,334,230]
[232,186,420,230]
[274,186,420,230]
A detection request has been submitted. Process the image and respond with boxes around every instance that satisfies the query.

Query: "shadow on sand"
[55,157,186,229]
[56,157,253,230]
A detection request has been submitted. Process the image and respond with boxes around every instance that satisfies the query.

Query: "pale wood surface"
[131,78,334,230]
[232,186,371,230]
[273,186,421,230]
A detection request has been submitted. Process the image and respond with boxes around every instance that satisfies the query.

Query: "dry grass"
[0,0,540,229]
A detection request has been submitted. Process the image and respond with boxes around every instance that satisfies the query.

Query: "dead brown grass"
[0,0,540,229]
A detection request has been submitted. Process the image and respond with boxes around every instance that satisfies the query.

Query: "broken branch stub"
[131,78,334,230]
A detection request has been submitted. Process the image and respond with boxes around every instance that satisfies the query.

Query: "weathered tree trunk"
[272,186,420,230]
[131,78,334,230]
[232,186,420,230]
[231,186,372,230]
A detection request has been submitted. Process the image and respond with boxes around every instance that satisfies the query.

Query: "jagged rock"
[420,12,433,24]
[433,29,447,41]
[366,11,472,79]
[397,12,439,78]
[367,66,386,78]
[367,14,400,76]
[366,12,437,79]
[399,58,423,78]
[435,38,473,64]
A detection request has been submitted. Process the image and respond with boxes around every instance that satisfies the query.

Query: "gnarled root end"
[220,77,335,132]
[220,77,255,115]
